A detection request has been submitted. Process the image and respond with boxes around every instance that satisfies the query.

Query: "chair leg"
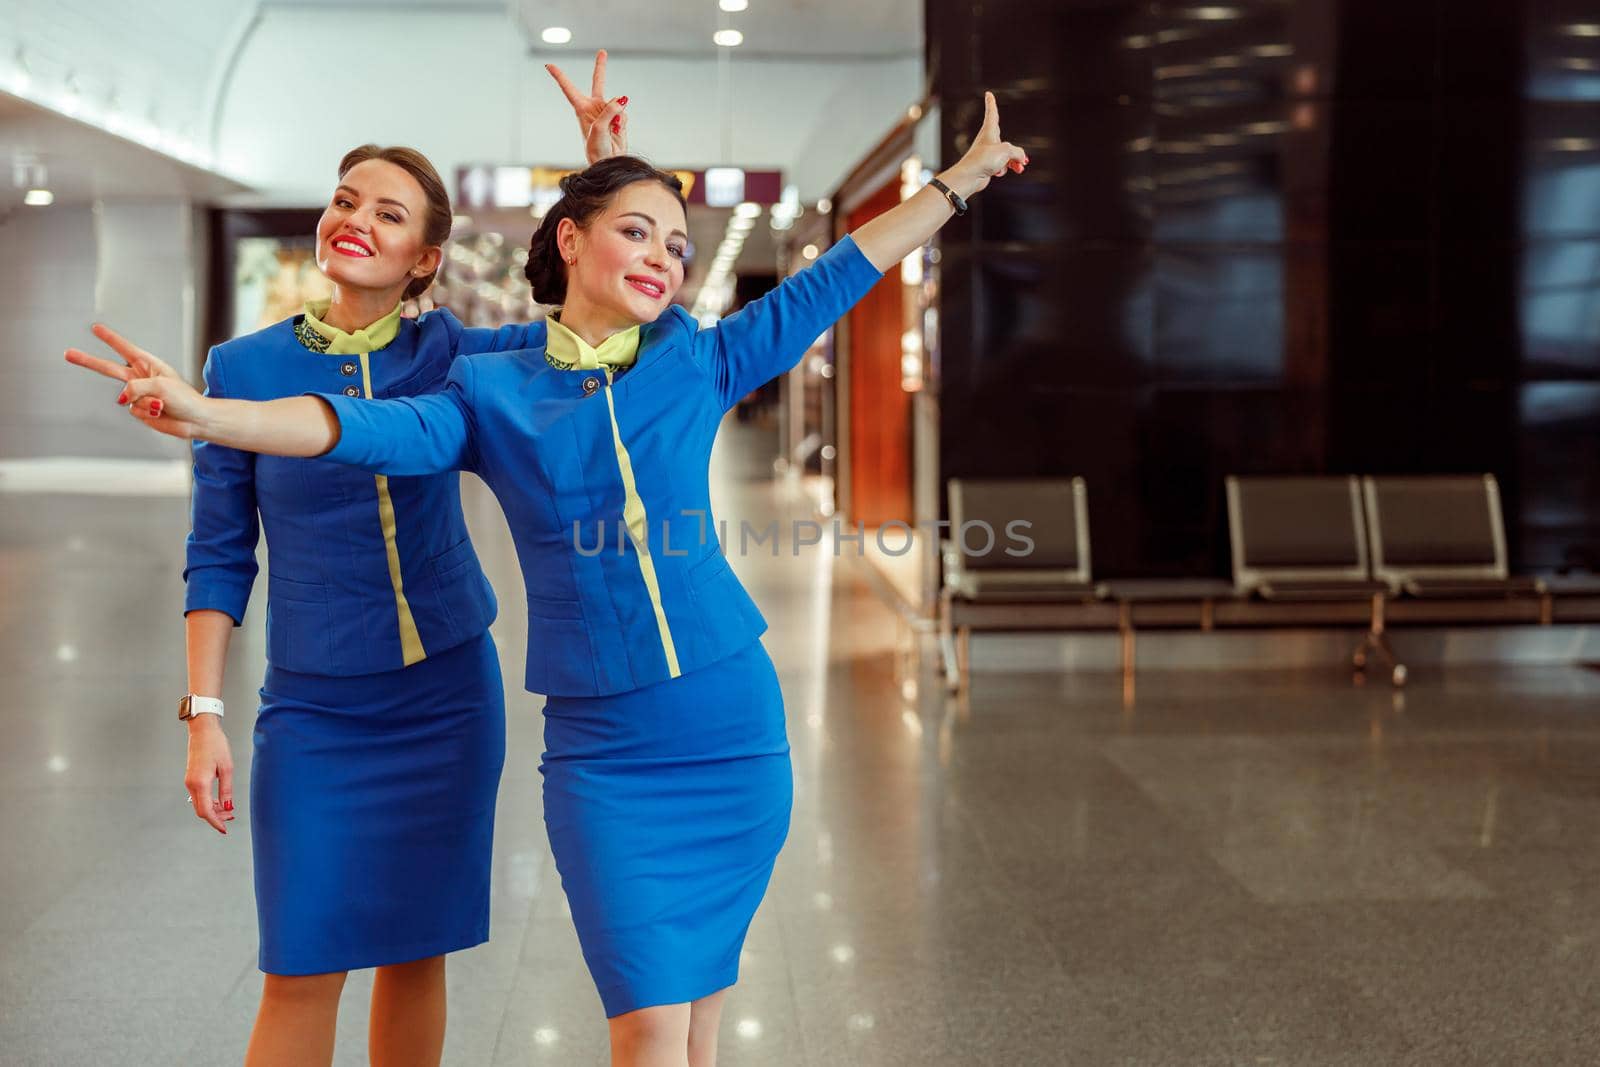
[1119,601,1136,690]
[1351,593,1407,687]
[956,626,972,693]
[938,590,961,691]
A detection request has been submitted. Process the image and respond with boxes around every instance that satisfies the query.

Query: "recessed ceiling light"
[24,189,53,206]
[714,29,744,47]
[720,0,749,10]
[542,27,573,44]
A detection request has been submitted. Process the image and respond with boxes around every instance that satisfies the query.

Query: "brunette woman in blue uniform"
[65,57,623,1067]
[74,93,1026,1067]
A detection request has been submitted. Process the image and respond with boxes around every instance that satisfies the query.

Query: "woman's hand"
[849,91,1029,272]
[185,717,235,835]
[546,49,630,163]
[64,324,209,439]
[938,91,1029,201]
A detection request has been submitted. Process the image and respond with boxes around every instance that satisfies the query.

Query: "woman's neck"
[556,293,639,349]
[322,286,405,334]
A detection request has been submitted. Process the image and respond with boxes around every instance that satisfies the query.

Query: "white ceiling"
[510,0,919,57]
[3,0,921,215]
[0,93,250,208]
[257,0,920,57]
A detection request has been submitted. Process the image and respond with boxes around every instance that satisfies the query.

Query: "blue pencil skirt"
[251,632,506,975]
[540,639,793,1017]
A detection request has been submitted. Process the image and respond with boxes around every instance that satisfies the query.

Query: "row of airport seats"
[939,474,1600,690]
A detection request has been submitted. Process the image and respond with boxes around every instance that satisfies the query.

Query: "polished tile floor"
[5,423,1600,1065]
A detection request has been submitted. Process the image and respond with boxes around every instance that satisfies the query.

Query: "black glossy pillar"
[929,0,1600,577]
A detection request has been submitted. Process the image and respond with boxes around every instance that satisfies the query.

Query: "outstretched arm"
[65,324,475,474]
[851,91,1026,270]
[65,324,340,455]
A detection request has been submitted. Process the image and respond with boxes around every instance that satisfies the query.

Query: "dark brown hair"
[524,156,687,305]
[337,144,452,300]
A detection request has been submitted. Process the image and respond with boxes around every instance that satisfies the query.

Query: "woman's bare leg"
[608,1002,692,1067]
[370,955,448,1067]
[245,970,348,1067]
[687,988,730,1067]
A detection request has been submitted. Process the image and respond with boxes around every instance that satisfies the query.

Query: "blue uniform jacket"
[317,236,883,696]
[183,308,547,676]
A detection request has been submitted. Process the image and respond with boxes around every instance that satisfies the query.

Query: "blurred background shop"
[5,1,1600,1064]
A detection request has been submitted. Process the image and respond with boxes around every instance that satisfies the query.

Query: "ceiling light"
[720,0,749,9]
[24,189,53,206]
[714,29,744,47]
[733,202,761,218]
[801,244,819,260]
[542,27,573,44]
[703,167,746,207]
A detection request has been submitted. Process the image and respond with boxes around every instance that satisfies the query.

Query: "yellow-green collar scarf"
[545,314,640,372]
[302,299,404,356]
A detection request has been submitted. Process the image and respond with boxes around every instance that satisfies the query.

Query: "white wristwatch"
[178,695,225,722]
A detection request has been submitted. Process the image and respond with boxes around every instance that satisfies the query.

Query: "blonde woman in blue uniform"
[65,56,624,1067]
[73,93,1026,1067]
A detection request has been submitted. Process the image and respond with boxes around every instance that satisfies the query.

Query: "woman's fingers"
[993,142,1028,176]
[63,348,135,383]
[187,773,226,834]
[89,323,156,371]
[611,106,628,154]
[219,763,236,823]
[587,98,628,161]
[121,376,164,406]
[596,98,625,134]
[980,90,1000,142]
[590,49,608,100]
[545,62,586,113]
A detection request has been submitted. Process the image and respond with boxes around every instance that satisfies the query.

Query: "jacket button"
[582,376,600,395]
[341,362,358,376]
[343,386,361,397]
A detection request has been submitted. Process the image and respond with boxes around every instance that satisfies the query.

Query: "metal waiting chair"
[939,477,1104,689]
[1225,475,1404,684]
[1361,474,1542,601]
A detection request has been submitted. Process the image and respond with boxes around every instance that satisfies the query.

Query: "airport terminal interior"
[5,1,1600,1065]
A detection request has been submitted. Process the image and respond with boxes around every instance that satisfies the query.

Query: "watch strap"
[929,177,968,215]
[179,695,225,722]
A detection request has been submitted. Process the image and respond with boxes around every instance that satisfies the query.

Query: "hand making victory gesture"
[547,48,630,164]
[64,324,204,439]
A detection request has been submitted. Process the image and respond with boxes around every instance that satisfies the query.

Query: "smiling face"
[315,159,441,298]
[558,181,689,326]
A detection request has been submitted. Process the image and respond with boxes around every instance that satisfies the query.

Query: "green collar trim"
[545,313,640,371]
[300,299,404,356]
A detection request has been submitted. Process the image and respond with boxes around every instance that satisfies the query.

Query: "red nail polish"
[224,800,233,811]
[619,96,628,106]
[611,117,622,134]
[117,392,128,405]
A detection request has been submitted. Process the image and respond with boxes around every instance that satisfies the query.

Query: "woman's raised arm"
[691,91,1026,409]
[851,91,1027,270]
